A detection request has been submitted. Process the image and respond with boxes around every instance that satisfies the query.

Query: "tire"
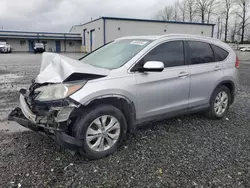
[205,85,231,119]
[72,104,127,160]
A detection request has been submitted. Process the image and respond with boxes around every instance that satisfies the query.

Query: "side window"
[143,41,185,68]
[187,41,214,64]
[211,44,229,61]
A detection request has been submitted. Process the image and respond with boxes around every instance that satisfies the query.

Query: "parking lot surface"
[0,52,250,187]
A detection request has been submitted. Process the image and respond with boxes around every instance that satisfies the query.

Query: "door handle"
[214,66,222,71]
[178,72,189,78]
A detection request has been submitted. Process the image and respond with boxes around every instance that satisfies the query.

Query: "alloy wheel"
[214,91,228,116]
[86,115,121,152]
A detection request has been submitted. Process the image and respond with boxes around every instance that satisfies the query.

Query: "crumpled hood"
[0,44,6,48]
[35,52,110,84]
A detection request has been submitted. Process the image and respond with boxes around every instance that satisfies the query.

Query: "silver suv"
[9,34,239,159]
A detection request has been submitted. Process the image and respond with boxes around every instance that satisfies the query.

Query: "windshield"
[81,39,152,69]
[35,43,44,47]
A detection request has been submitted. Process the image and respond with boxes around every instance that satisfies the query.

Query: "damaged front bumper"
[8,92,84,152]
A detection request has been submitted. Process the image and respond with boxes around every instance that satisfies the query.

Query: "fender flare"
[211,80,236,104]
[84,94,133,106]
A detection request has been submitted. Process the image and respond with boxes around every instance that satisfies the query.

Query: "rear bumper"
[8,107,84,151]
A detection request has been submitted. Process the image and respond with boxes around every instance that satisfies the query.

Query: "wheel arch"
[214,80,235,104]
[82,95,137,133]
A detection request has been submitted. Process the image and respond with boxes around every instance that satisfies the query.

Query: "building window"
[83,29,87,45]
[20,40,26,45]
[69,41,74,47]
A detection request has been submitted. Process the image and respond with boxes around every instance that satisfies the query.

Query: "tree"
[196,0,218,23]
[178,0,187,21]
[230,15,239,42]
[186,0,196,22]
[154,5,174,21]
[222,0,234,41]
[173,1,180,21]
[236,0,250,43]
[207,0,219,23]
[196,0,209,23]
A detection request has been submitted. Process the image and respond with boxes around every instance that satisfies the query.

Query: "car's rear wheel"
[72,104,127,160]
[205,86,231,119]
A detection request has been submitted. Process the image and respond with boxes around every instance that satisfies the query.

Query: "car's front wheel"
[72,104,127,160]
[206,86,231,119]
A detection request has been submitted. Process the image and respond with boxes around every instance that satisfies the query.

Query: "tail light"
[235,56,240,69]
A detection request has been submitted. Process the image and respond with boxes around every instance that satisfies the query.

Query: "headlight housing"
[35,82,86,102]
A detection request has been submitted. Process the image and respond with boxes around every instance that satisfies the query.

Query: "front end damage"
[8,52,110,152]
[8,83,84,151]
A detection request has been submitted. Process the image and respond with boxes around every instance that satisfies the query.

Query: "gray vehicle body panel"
[70,35,239,121]
[34,34,238,123]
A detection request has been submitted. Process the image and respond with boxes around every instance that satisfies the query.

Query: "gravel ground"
[0,53,250,187]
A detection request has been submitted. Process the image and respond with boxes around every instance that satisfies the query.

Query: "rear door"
[187,41,224,109]
[133,40,190,120]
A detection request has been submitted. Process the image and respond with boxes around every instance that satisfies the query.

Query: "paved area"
[236,51,250,63]
[0,52,250,187]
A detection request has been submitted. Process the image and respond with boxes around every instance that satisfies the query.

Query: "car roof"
[117,34,232,51]
[118,34,218,41]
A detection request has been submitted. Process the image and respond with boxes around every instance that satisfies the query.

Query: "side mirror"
[140,61,164,72]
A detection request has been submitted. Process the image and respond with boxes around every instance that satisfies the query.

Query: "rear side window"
[187,41,214,64]
[211,44,229,61]
[142,41,185,68]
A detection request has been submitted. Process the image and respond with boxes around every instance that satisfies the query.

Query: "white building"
[0,30,81,52]
[70,17,215,53]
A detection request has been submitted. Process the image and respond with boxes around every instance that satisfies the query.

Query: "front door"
[186,41,224,108]
[55,40,61,52]
[133,40,190,120]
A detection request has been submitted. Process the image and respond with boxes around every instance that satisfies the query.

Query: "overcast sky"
[0,0,174,32]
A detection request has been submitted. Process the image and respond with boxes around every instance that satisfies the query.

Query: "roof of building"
[70,16,215,31]
[0,30,80,35]
[0,30,81,40]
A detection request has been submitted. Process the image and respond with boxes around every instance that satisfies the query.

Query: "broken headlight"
[35,82,86,102]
